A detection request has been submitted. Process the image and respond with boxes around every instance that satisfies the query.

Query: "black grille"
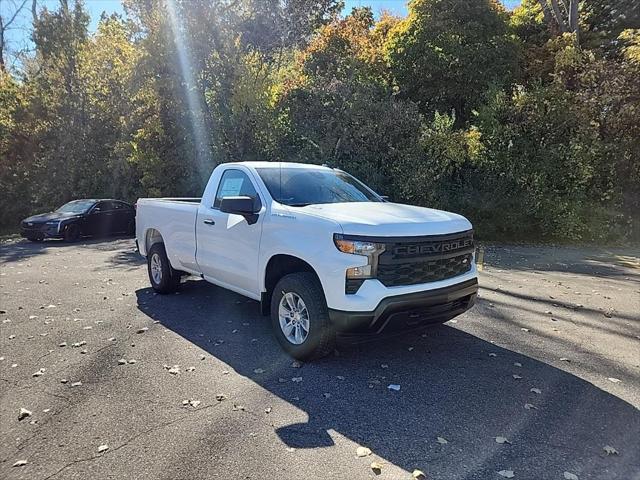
[376,231,474,287]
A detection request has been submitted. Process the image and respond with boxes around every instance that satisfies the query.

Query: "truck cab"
[136,162,478,360]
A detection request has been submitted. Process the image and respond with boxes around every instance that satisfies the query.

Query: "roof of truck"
[224,161,333,170]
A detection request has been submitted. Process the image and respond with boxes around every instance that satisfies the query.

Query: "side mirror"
[220,196,259,225]
[91,208,101,214]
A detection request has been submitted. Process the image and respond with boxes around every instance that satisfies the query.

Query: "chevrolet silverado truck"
[136,162,478,360]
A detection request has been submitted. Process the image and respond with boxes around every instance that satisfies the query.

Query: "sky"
[2,0,522,65]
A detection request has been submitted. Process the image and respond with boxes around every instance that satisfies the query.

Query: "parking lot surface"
[1,237,639,479]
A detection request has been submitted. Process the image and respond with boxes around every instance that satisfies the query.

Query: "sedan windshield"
[257,167,382,206]
[56,200,95,214]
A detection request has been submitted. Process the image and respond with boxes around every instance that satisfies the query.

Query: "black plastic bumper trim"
[328,278,478,334]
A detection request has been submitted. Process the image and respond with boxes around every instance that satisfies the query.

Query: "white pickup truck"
[136,162,478,359]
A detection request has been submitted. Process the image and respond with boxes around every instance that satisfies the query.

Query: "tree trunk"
[0,15,5,71]
[569,0,579,42]
[549,0,568,32]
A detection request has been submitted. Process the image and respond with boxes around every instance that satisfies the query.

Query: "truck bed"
[135,198,200,272]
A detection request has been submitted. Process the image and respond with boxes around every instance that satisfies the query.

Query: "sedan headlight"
[45,221,61,231]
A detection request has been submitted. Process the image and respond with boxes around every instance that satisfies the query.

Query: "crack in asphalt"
[40,402,222,480]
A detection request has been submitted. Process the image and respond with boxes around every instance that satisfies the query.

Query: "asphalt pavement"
[1,237,639,480]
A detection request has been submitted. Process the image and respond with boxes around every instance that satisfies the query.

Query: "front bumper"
[328,278,478,335]
[20,224,62,239]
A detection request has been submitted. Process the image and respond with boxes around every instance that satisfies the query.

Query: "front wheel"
[147,243,181,294]
[64,224,80,242]
[270,272,335,360]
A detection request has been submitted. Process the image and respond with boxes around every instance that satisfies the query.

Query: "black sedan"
[21,199,136,242]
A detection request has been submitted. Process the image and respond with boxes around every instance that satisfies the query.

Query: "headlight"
[334,234,386,287]
[45,221,61,232]
[333,235,385,257]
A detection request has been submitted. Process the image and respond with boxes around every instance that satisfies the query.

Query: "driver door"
[196,169,264,297]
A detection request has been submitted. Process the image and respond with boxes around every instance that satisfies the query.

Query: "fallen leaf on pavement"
[253,368,265,374]
[495,436,511,444]
[387,384,401,391]
[232,403,245,411]
[412,469,426,479]
[530,388,542,394]
[513,362,522,367]
[215,394,227,401]
[356,446,372,457]
[607,377,621,383]
[488,353,497,357]
[12,460,28,467]
[498,470,515,478]
[292,377,302,383]
[560,358,570,362]
[98,444,109,453]
[18,408,32,421]
[370,461,384,475]
[563,472,578,480]
[436,437,448,444]
[291,360,302,368]
[71,381,82,387]
[512,374,522,380]
[524,403,538,410]
[603,445,618,455]
[265,407,272,414]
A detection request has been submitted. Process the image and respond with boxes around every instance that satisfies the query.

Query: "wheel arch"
[144,228,164,256]
[261,254,321,316]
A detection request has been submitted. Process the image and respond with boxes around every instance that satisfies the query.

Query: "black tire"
[63,224,80,242]
[270,272,335,361]
[147,243,181,294]
[126,219,135,236]
[27,236,43,242]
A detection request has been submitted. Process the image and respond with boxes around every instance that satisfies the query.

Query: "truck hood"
[298,202,472,237]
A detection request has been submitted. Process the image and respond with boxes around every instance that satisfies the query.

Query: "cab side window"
[213,170,261,210]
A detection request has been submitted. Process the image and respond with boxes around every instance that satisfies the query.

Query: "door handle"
[203,219,215,225]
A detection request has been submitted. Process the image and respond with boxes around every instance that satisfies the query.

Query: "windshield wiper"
[288,203,312,207]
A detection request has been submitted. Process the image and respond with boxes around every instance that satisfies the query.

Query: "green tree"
[386,0,519,122]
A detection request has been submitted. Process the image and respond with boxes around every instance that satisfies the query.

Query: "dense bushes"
[1,0,638,242]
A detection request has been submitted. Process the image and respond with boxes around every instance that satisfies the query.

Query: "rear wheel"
[64,224,80,242]
[27,235,43,242]
[270,272,335,360]
[147,243,181,294]
[126,219,135,236]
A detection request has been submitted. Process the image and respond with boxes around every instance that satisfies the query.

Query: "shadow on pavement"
[483,244,640,281]
[136,279,640,479]
[0,235,137,264]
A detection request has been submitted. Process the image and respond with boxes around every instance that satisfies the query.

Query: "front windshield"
[256,168,382,206]
[56,200,95,214]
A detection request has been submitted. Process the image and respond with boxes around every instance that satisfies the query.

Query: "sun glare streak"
[165,0,213,182]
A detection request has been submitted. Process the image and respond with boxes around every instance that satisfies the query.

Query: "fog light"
[346,265,372,278]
